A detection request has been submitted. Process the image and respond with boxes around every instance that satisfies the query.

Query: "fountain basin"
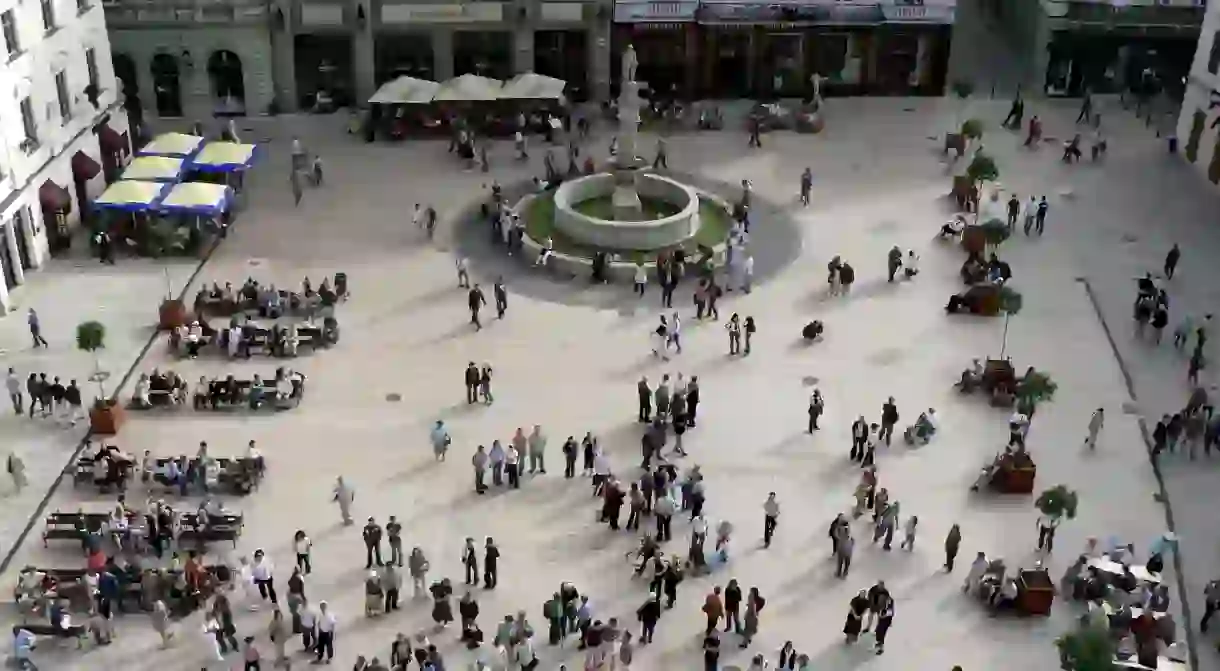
[553,172,700,251]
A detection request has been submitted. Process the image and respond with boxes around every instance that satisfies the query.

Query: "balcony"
[103,0,267,26]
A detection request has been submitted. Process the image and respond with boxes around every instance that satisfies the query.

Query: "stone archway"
[150,53,183,117]
[113,52,144,128]
[207,49,246,115]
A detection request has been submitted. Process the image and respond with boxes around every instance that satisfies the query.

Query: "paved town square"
[2,96,1218,671]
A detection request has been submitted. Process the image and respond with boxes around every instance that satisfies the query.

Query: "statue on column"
[623,44,638,83]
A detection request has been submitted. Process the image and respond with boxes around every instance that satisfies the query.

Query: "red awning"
[98,124,126,156]
[71,151,101,182]
[39,180,72,214]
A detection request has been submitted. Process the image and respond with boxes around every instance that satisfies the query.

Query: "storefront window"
[761,33,803,98]
[294,35,354,109]
[375,34,435,84]
[454,31,511,80]
[808,34,849,84]
[535,30,588,100]
[710,30,751,97]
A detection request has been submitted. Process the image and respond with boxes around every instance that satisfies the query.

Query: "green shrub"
[1036,485,1078,520]
[961,118,985,140]
[76,321,105,353]
[951,80,975,99]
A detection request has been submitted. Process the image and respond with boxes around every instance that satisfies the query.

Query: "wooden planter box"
[961,225,986,256]
[158,299,187,331]
[89,402,125,436]
[945,133,965,157]
[995,464,1036,494]
[1017,568,1054,615]
[979,291,1001,317]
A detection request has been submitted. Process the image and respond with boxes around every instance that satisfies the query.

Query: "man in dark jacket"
[363,517,383,568]
[468,285,487,330]
[880,398,900,446]
[637,377,652,423]
[464,363,481,404]
[636,595,661,644]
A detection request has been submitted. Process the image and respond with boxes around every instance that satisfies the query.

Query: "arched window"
[207,50,247,115]
[150,53,183,117]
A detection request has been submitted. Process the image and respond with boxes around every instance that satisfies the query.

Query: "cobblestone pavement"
[1,98,1214,671]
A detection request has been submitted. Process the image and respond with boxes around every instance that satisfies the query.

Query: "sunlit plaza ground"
[1,96,1218,671]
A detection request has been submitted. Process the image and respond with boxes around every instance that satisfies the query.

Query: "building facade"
[0,0,130,313]
[983,0,1204,97]
[1177,0,1220,185]
[103,0,612,117]
[611,0,956,99]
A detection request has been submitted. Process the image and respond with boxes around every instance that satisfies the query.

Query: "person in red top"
[87,548,106,572]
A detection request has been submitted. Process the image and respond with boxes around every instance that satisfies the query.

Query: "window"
[40,0,56,33]
[1,10,18,57]
[19,97,38,150]
[85,48,99,90]
[55,70,71,122]
[1209,30,1220,75]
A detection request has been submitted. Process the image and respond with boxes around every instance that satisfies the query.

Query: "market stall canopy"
[191,142,258,173]
[157,182,234,216]
[500,73,566,100]
[137,132,205,158]
[121,155,185,182]
[434,74,503,102]
[92,180,171,212]
[369,76,442,104]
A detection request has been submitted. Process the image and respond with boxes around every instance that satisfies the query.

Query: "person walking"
[494,279,508,319]
[1165,244,1181,280]
[333,477,355,526]
[1035,197,1049,235]
[879,397,899,446]
[944,524,961,571]
[873,594,894,655]
[464,363,480,404]
[6,368,22,415]
[315,601,337,663]
[27,310,47,348]
[463,538,479,586]
[762,493,780,548]
[483,537,500,589]
[408,548,429,598]
[1084,408,1104,450]
[701,587,724,635]
[468,284,487,330]
[456,257,470,288]
[808,389,824,433]
[268,609,289,667]
[1076,90,1093,124]
[431,420,451,461]
[472,445,489,494]
[634,263,647,297]
[527,425,547,474]
[835,529,854,578]
[1037,513,1059,553]
[799,167,812,206]
[741,588,764,648]
[744,316,756,355]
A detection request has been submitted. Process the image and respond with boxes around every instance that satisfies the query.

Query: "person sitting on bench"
[131,375,153,409]
[249,375,267,410]
[536,237,555,267]
[184,322,204,359]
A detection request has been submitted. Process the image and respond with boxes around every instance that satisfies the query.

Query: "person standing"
[268,609,289,666]
[1201,580,1220,632]
[634,263,647,298]
[637,376,652,423]
[669,312,683,354]
[1036,513,1059,553]
[851,416,868,461]
[463,538,479,586]
[744,317,756,355]
[431,420,451,461]
[653,136,668,169]
[494,278,508,319]
[1165,244,1181,280]
[702,587,724,635]
[799,167,812,206]
[637,594,660,645]
[887,246,903,283]
[686,376,700,427]
[468,285,487,330]
[1084,408,1104,450]
[528,425,547,474]
[472,446,489,494]
[315,601,336,663]
[363,518,384,568]
[741,588,764,648]
[726,314,742,355]
[456,257,470,288]
[386,516,403,567]
[808,389,824,432]
[762,493,780,548]
[333,477,355,526]
[291,169,303,207]
[835,529,854,578]
[483,537,500,589]
[506,440,521,488]
[27,309,47,348]
[563,436,578,478]
[655,375,671,423]
[408,548,430,598]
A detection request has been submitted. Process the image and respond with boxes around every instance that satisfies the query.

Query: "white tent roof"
[433,74,502,102]
[368,76,442,104]
[501,73,566,100]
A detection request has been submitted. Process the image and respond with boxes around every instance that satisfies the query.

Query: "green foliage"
[951,80,975,99]
[967,153,999,185]
[999,286,1023,315]
[1055,621,1115,671]
[1019,370,1058,403]
[1036,485,1078,520]
[961,118,985,140]
[75,321,105,353]
[979,219,1011,246]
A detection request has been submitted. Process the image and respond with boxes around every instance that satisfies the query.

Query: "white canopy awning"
[500,73,566,100]
[434,74,502,102]
[369,76,442,104]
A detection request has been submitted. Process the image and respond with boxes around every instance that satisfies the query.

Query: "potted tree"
[78,321,124,436]
[944,80,975,155]
[157,267,186,330]
[1056,621,1114,671]
[960,153,1001,252]
[1036,484,1078,521]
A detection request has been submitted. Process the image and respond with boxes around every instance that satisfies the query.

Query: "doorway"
[151,53,183,117]
[0,224,16,292]
[208,50,246,116]
[13,208,32,270]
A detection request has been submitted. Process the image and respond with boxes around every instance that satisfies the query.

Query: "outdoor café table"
[1129,565,1162,584]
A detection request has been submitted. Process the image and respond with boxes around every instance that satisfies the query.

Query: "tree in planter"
[1036,485,1078,520]
[1055,620,1114,671]
[1018,369,1058,405]
[966,152,999,216]
[997,286,1022,357]
[951,80,975,100]
[76,321,110,402]
[961,118,985,143]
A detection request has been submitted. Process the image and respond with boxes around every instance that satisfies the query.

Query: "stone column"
[270,0,299,111]
[433,29,455,80]
[513,25,535,74]
[351,0,376,102]
[587,6,611,102]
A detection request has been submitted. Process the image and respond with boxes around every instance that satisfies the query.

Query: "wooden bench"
[12,623,88,647]
[42,513,105,546]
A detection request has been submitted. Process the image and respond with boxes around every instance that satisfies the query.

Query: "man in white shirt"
[1022,196,1037,236]
[904,251,919,280]
[742,255,755,293]
[315,600,336,662]
[505,445,520,489]
[1036,514,1060,553]
[6,367,22,415]
[412,204,422,229]
[1008,411,1029,448]
[251,549,277,606]
[668,313,683,354]
[456,257,470,289]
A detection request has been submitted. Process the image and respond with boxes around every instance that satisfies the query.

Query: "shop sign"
[381,2,504,23]
[613,0,700,22]
[694,0,956,25]
[881,0,956,22]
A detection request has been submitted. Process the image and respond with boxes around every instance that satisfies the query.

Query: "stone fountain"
[611,45,645,221]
